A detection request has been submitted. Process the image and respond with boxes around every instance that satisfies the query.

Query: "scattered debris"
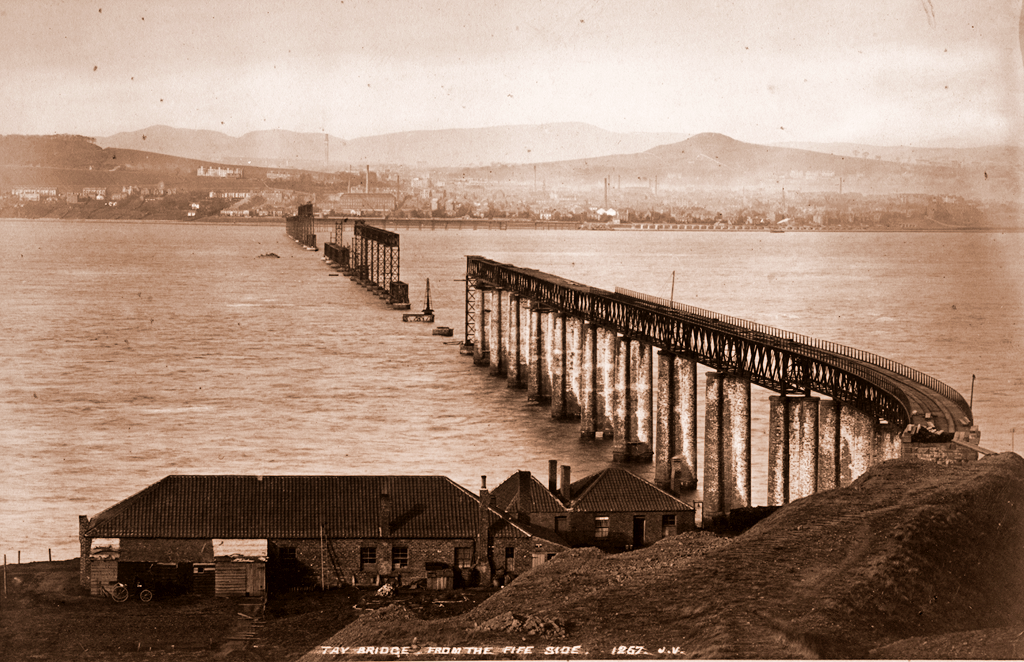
[473,611,569,638]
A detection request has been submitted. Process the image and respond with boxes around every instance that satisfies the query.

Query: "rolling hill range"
[96,123,690,169]
[451,132,1018,200]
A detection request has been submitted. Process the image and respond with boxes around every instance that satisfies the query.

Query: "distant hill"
[451,132,1019,200]
[330,123,689,167]
[776,141,1023,170]
[97,123,690,169]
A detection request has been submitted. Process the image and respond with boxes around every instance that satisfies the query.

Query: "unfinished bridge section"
[323,221,409,308]
[464,256,976,516]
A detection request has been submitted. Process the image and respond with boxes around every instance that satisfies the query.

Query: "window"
[555,516,567,533]
[504,547,515,573]
[392,546,409,569]
[594,516,610,538]
[279,546,297,562]
[454,547,472,569]
[662,514,677,538]
[360,547,376,571]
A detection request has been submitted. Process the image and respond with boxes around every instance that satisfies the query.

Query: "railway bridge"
[463,256,977,517]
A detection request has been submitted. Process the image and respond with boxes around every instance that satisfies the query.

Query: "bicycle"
[100,582,129,602]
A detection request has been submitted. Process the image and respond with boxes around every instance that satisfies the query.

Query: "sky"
[1,0,1022,147]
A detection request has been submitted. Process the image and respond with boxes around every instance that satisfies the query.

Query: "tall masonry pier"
[463,256,978,517]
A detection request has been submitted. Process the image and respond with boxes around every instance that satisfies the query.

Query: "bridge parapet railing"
[616,287,972,423]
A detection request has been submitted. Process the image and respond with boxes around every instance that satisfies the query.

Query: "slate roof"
[491,473,568,514]
[86,475,510,540]
[567,468,694,513]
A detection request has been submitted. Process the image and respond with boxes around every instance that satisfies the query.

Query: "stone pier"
[704,372,751,517]
[550,313,568,419]
[818,400,841,491]
[506,293,522,388]
[612,335,631,460]
[840,403,877,485]
[489,289,503,376]
[526,304,542,402]
[566,316,582,418]
[579,322,598,438]
[655,351,698,491]
[629,340,654,461]
[474,286,489,366]
[596,327,616,436]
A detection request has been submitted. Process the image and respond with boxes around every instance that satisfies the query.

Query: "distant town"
[2,132,1020,230]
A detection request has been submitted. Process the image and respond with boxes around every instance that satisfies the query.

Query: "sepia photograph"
[1,0,1022,659]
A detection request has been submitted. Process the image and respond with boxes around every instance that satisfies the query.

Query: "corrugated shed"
[567,468,694,513]
[86,475,485,540]
[491,474,568,513]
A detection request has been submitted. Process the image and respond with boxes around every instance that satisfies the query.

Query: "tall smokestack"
[548,460,558,493]
[560,465,571,503]
[366,165,370,194]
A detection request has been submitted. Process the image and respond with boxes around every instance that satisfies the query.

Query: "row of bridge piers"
[470,288,901,517]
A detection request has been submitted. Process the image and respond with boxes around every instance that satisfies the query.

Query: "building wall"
[902,442,978,465]
[492,535,566,582]
[119,538,214,563]
[558,510,695,551]
[271,537,481,589]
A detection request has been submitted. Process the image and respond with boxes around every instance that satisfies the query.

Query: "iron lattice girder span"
[353,222,400,292]
[465,256,973,429]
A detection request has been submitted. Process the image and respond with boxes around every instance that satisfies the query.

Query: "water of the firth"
[2,220,1022,561]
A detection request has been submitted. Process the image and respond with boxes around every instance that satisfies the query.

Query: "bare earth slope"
[304,454,1024,660]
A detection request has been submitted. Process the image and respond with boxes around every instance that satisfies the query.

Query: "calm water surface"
[2,220,1021,560]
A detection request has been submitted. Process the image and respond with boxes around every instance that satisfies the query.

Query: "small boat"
[402,278,436,323]
[432,326,454,337]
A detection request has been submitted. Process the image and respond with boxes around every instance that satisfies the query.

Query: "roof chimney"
[379,490,392,537]
[516,471,533,522]
[548,460,558,493]
[560,465,571,503]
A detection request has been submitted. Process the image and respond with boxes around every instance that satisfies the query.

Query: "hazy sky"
[2,0,1022,146]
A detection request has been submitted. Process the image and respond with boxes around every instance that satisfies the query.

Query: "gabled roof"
[489,517,569,548]
[491,472,568,514]
[567,468,694,513]
[86,475,488,540]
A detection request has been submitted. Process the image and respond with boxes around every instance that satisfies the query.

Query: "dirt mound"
[301,454,1024,660]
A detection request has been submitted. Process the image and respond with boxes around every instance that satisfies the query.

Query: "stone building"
[492,463,696,553]
[79,475,567,596]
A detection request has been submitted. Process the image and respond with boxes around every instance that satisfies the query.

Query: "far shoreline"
[2,216,1022,232]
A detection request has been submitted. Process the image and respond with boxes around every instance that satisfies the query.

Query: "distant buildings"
[197,166,243,178]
